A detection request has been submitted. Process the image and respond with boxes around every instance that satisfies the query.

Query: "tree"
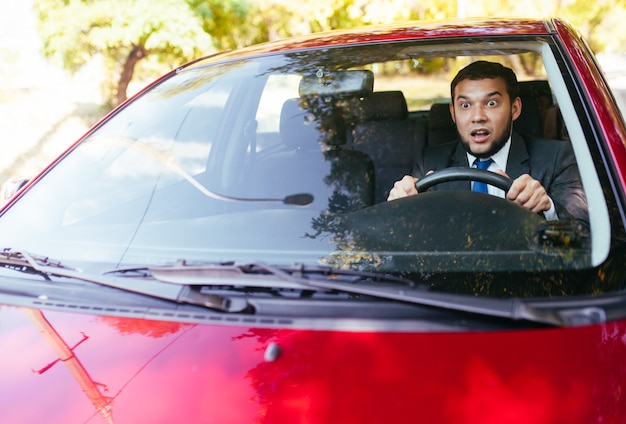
[558,0,626,52]
[32,0,626,107]
[186,0,311,48]
[185,0,270,50]
[33,0,213,106]
[186,0,441,50]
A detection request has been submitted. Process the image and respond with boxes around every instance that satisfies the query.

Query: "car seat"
[249,98,375,212]
[350,91,425,203]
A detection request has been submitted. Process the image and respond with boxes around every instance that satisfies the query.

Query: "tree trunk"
[116,44,147,106]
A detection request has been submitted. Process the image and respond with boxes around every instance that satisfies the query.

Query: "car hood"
[1,305,625,423]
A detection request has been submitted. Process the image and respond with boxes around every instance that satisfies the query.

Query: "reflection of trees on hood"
[99,316,191,337]
[233,328,339,423]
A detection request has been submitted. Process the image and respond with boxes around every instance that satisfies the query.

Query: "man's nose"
[471,106,487,122]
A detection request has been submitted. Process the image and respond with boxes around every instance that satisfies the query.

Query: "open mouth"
[471,128,490,142]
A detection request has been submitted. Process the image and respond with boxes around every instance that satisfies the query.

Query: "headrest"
[279,99,320,149]
[518,80,553,105]
[428,102,458,146]
[514,80,553,137]
[353,91,408,121]
[428,103,454,130]
[279,98,347,148]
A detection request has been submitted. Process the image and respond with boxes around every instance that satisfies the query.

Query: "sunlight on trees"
[33,0,212,106]
[30,0,626,106]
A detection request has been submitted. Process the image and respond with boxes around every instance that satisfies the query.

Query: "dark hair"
[450,60,519,102]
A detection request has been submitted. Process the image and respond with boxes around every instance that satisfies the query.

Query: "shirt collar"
[466,136,512,170]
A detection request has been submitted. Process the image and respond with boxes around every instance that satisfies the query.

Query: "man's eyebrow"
[486,90,504,97]
[454,90,503,101]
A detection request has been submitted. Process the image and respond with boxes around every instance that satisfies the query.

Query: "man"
[387,60,588,225]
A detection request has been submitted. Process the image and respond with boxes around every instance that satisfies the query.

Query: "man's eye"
[487,99,498,107]
[461,102,470,109]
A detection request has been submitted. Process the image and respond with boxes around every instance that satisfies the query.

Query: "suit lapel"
[446,143,471,190]
[505,132,530,179]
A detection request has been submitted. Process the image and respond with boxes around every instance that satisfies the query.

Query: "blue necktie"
[473,158,493,193]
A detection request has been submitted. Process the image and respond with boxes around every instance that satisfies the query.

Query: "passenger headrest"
[518,80,553,105]
[280,98,347,149]
[353,91,408,121]
[428,103,453,129]
[428,102,458,146]
[514,80,553,137]
[280,99,320,149]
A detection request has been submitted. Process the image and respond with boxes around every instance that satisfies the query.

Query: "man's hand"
[501,172,551,213]
[387,175,418,201]
[388,171,552,214]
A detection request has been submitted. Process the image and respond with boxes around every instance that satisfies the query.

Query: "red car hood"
[1,305,624,423]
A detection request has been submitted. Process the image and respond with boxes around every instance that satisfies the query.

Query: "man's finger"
[387,175,418,201]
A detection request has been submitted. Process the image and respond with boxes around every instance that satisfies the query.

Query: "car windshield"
[0,36,612,298]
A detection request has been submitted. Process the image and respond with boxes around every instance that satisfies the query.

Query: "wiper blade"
[0,249,249,312]
[2,251,611,326]
[146,261,611,326]
[288,266,612,327]
[145,261,563,324]
[147,261,315,289]
[0,248,78,278]
[146,261,418,289]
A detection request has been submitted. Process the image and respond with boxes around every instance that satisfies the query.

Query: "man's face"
[449,77,521,158]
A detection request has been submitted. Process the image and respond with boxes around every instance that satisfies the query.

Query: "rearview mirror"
[299,70,374,98]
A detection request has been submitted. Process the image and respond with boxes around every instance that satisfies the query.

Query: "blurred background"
[1,0,625,188]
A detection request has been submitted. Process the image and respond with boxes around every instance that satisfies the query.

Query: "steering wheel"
[415,167,513,193]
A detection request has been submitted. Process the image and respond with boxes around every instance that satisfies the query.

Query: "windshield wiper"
[0,248,249,312]
[140,261,626,326]
[0,248,78,278]
[0,249,615,326]
[145,261,419,289]
[140,261,571,325]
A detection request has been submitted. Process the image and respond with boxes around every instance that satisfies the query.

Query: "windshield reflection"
[0,43,598,289]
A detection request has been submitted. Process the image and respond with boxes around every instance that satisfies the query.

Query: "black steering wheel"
[415,167,513,193]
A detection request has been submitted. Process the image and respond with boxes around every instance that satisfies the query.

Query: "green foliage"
[31,0,626,106]
[560,0,626,52]
[186,0,255,50]
[33,0,212,106]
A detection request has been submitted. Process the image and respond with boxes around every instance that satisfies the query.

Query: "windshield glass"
[0,37,610,298]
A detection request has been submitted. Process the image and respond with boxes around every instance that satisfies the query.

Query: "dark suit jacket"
[414,132,589,225]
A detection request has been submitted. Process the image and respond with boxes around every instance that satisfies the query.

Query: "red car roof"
[195,18,553,62]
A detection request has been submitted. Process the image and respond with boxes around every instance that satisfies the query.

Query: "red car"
[0,18,624,423]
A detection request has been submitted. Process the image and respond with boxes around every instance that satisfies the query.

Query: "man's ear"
[511,96,522,121]
[449,102,456,123]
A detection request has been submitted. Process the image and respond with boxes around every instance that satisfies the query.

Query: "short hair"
[450,60,519,103]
